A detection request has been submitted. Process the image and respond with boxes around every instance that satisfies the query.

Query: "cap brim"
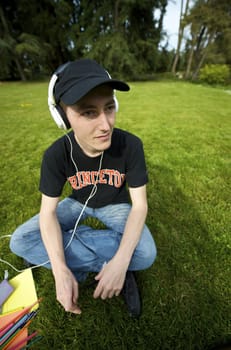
[61,78,130,105]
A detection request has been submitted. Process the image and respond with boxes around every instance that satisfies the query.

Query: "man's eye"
[106,104,116,112]
[82,110,97,118]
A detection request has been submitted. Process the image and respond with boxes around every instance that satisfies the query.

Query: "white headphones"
[48,63,119,130]
[48,62,71,130]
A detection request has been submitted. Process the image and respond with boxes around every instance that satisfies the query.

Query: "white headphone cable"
[63,137,104,250]
[0,136,104,272]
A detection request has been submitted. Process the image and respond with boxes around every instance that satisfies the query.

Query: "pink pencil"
[0,322,14,337]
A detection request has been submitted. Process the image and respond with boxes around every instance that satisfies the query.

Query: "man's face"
[63,85,116,157]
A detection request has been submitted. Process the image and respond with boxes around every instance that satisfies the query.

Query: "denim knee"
[9,228,24,256]
[131,225,157,270]
[144,240,157,268]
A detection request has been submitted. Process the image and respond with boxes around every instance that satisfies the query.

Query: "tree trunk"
[185,30,199,79]
[0,5,27,81]
[171,0,190,74]
[14,56,27,81]
[192,32,215,80]
[114,0,120,32]
[191,51,206,80]
[157,1,167,35]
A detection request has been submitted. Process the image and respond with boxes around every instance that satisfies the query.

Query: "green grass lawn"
[0,80,230,350]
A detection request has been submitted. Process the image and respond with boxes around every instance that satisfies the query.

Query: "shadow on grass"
[143,164,230,350]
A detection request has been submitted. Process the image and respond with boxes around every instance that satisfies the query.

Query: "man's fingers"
[93,282,121,300]
[93,282,102,299]
[69,305,82,314]
[115,290,121,297]
[54,269,81,314]
[61,300,81,314]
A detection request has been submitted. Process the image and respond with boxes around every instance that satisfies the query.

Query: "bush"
[199,64,230,85]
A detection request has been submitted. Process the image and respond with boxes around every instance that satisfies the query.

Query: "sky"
[163,0,182,49]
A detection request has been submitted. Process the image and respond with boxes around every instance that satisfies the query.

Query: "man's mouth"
[95,133,111,141]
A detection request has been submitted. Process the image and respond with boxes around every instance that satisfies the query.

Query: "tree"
[0,0,75,79]
[184,0,231,79]
[171,0,191,74]
[0,3,26,80]
[70,0,168,78]
[0,1,54,80]
[0,0,169,80]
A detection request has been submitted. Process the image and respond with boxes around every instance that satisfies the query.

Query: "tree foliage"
[0,0,230,81]
[0,0,168,80]
[181,0,231,79]
[199,63,230,85]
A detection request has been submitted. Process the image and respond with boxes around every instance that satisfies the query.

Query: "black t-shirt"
[39,128,148,208]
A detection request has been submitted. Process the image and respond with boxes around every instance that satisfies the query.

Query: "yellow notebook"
[1,268,38,315]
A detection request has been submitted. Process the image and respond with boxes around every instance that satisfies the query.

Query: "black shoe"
[121,271,141,318]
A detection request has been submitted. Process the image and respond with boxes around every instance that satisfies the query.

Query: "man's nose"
[98,111,111,130]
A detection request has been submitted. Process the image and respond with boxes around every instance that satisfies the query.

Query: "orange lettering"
[91,171,98,184]
[68,175,78,190]
[68,169,126,191]
[76,172,83,189]
[99,170,107,184]
[114,170,121,188]
[81,171,91,186]
[105,169,114,185]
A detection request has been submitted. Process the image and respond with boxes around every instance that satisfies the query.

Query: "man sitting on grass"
[10,59,157,317]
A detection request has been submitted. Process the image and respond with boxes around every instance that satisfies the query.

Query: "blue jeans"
[10,198,156,281]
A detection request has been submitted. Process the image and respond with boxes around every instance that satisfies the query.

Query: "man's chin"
[96,136,112,148]
[99,140,111,152]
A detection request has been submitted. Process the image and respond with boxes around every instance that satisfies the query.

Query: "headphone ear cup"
[48,71,71,130]
[114,96,119,112]
[48,104,69,130]
[56,105,71,130]
[48,105,65,129]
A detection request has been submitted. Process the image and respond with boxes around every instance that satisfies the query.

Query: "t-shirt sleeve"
[39,147,67,197]
[125,136,148,188]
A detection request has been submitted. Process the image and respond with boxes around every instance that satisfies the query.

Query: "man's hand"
[93,259,127,300]
[53,267,81,314]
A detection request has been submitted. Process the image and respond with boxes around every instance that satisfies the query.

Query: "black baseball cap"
[54,59,130,105]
